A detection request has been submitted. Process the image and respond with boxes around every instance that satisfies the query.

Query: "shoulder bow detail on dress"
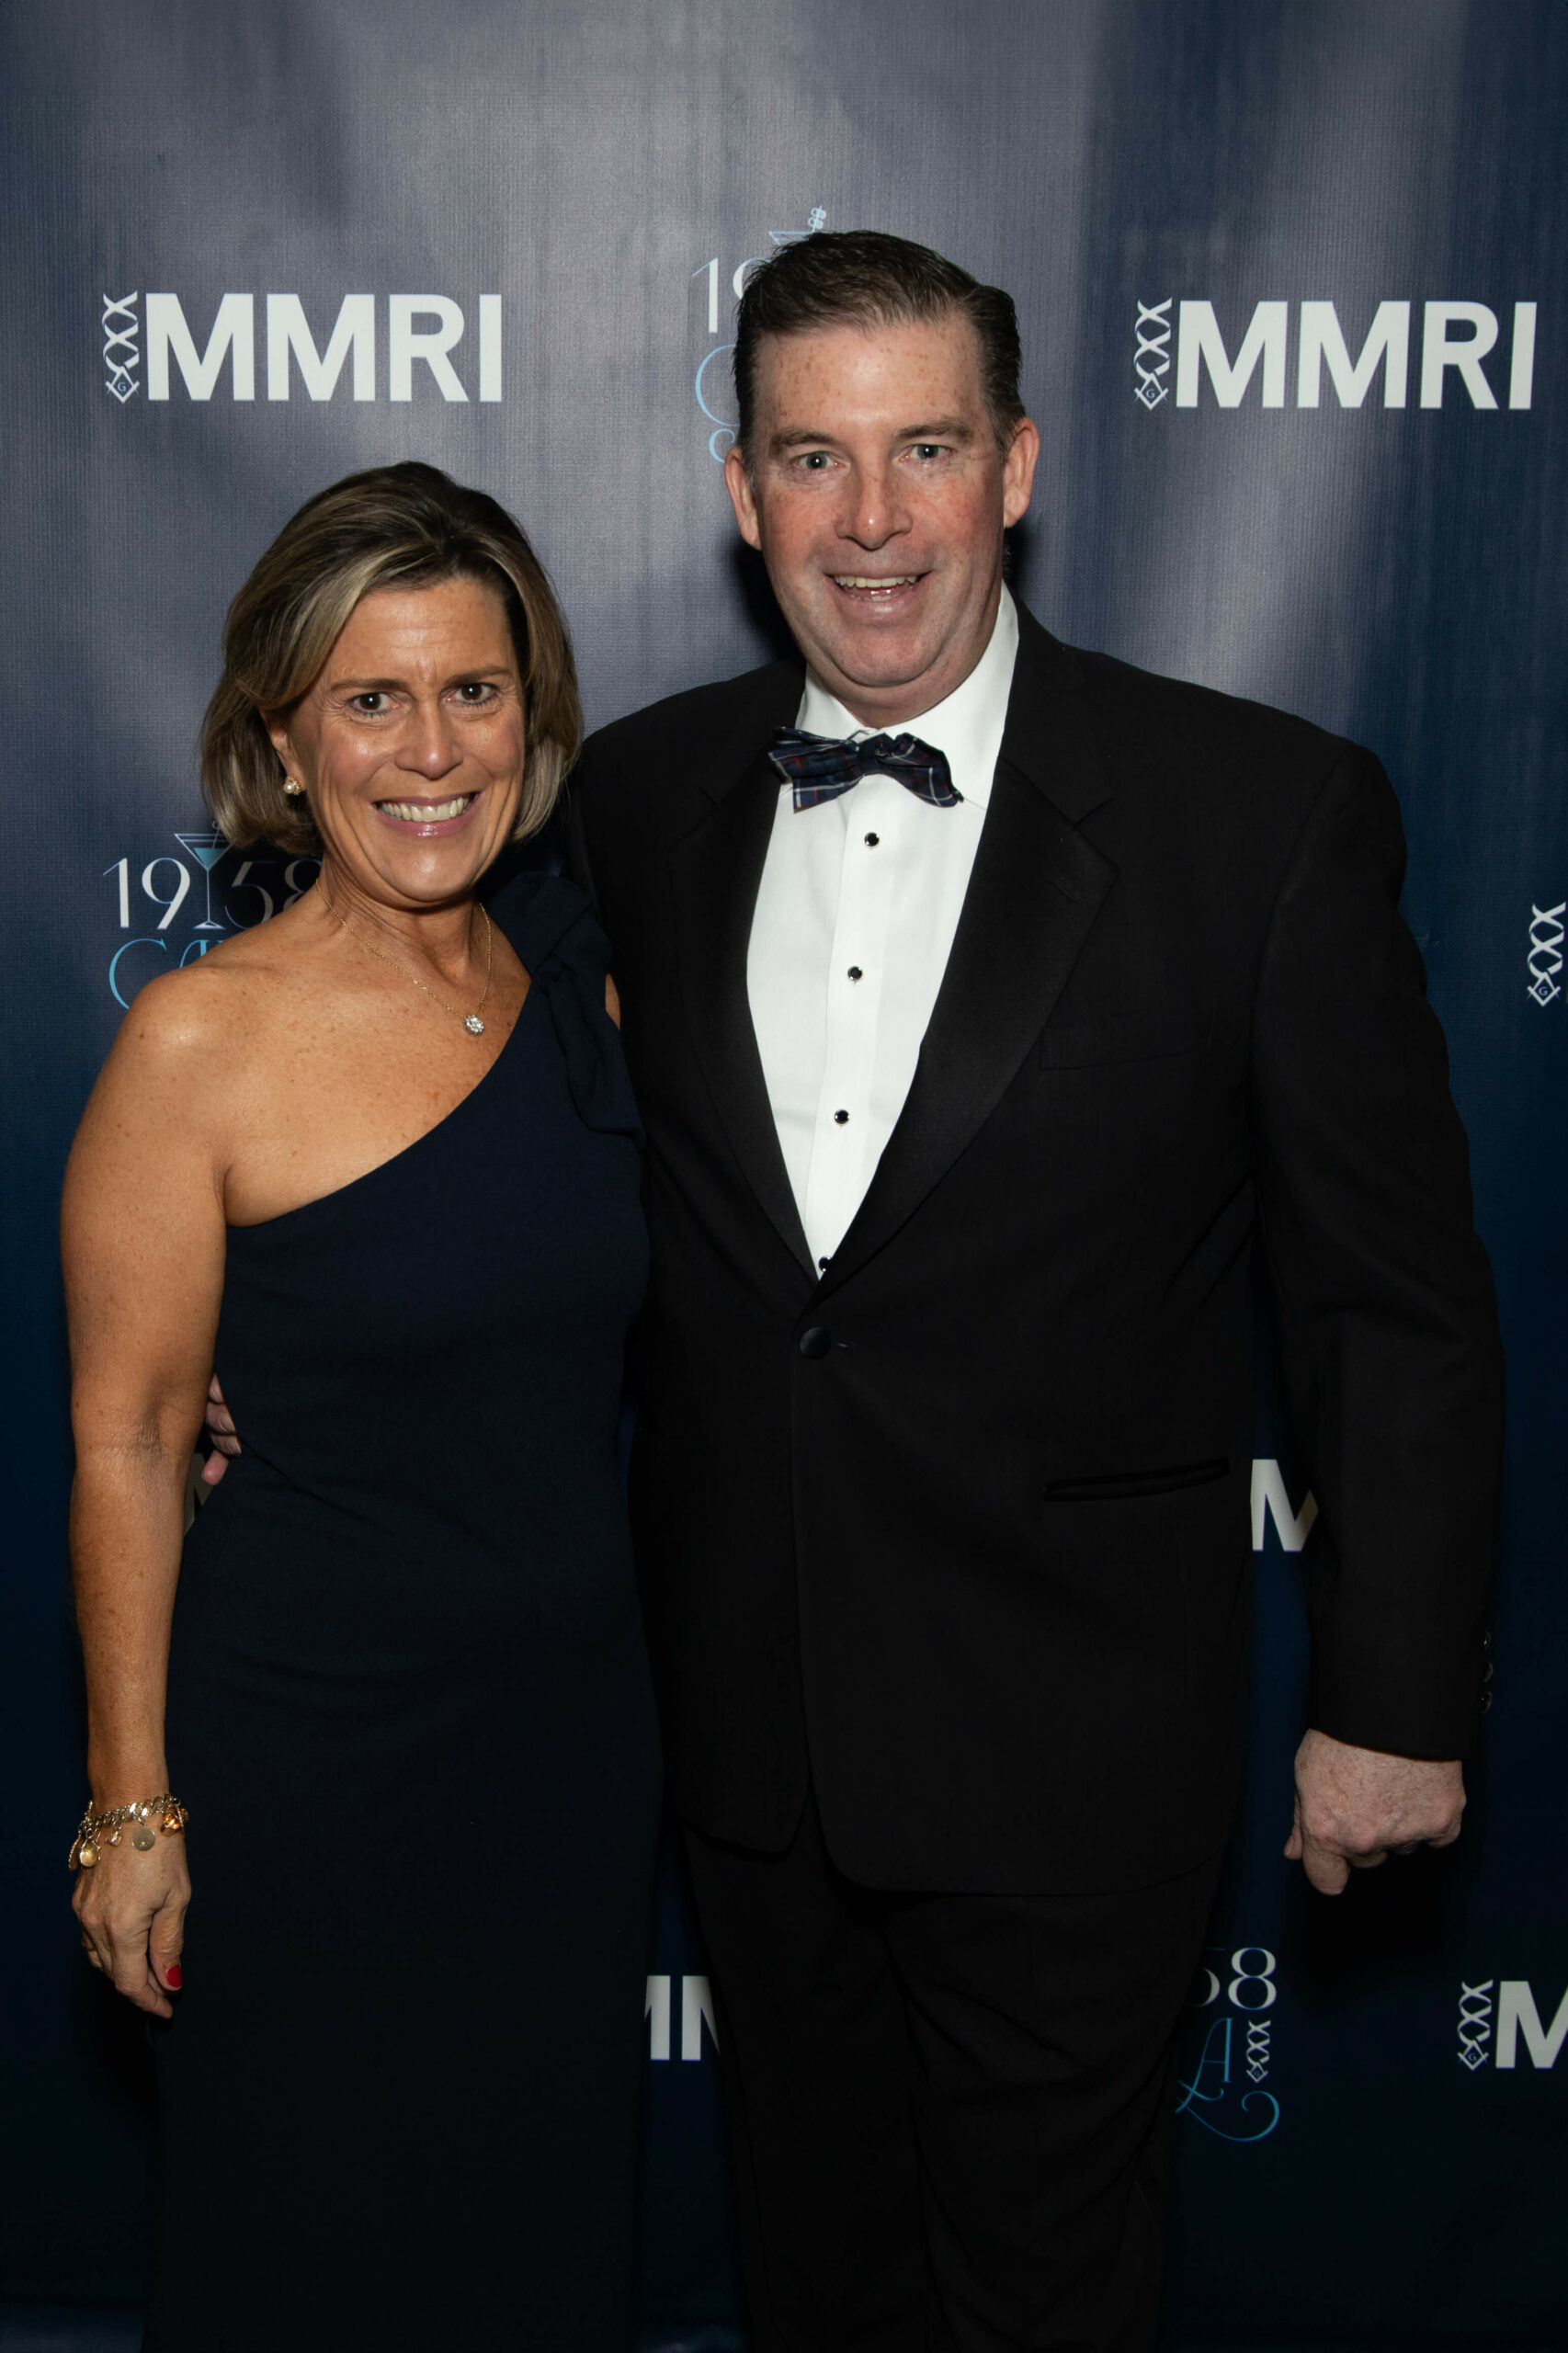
[491,874,642,1142]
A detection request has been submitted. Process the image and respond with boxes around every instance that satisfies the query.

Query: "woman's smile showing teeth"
[374,790,482,832]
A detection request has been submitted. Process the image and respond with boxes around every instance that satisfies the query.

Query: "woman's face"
[269,573,527,911]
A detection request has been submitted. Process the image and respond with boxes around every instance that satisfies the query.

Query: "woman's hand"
[73,1835,189,2019]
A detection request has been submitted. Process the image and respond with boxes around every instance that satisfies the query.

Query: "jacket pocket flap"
[1043,1456,1230,1503]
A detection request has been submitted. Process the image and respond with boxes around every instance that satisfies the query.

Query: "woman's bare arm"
[62,969,233,2015]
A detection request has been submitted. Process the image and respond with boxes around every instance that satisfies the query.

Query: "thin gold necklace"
[329,893,495,1037]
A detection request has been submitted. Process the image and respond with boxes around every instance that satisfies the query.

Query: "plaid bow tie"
[768,725,960,812]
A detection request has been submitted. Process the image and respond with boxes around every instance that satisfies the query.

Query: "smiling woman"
[59,465,661,2351]
[202,459,579,858]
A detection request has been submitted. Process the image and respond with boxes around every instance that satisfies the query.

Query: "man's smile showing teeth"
[833,575,921,593]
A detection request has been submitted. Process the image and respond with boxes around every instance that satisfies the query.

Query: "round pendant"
[131,1826,156,1851]
[464,1014,486,1035]
[78,1843,98,1870]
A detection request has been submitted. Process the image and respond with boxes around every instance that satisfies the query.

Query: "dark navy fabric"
[149,876,661,2351]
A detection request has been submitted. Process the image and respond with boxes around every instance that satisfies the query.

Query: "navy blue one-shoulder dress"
[147,878,661,2352]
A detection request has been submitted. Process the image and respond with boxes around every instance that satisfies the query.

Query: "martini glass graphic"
[769,206,827,247]
[174,828,230,929]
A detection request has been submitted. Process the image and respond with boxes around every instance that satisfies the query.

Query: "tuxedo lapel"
[824,613,1118,1286]
[670,689,816,1282]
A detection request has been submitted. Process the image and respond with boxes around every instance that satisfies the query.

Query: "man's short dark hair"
[733,229,1025,457]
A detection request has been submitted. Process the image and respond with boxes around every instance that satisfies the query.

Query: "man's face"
[724,311,1039,728]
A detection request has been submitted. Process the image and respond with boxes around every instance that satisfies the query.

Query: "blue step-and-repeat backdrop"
[2,2,1563,2344]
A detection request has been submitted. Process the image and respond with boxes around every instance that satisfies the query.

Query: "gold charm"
[67,1792,187,1873]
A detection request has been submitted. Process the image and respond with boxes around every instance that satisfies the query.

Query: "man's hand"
[1285,1729,1465,1895]
[200,1372,240,1488]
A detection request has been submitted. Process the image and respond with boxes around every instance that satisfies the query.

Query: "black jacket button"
[799,1326,832,1358]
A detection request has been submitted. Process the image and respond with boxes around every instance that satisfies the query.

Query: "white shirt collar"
[794,584,1019,811]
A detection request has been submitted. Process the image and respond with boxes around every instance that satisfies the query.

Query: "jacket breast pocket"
[1035,1008,1210,1072]
[1043,1457,1230,1503]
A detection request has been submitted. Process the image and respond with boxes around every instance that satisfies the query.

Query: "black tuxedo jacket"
[546,602,1503,1893]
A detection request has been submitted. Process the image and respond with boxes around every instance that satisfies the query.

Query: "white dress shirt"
[747,586,1020,1270]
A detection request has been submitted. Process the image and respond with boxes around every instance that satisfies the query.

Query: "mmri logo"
[99,291,502,404]
[1133,299,1538,411]
[1456,1979,1568,2071]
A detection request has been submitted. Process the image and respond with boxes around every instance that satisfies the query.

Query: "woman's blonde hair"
[200,461,582,857]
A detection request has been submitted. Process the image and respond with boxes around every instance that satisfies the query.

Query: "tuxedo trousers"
[684,1794,1224,2353]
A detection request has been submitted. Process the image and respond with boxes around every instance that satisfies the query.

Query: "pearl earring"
[283,778,304,797]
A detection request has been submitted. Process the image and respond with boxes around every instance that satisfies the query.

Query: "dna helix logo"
[1457,1980,1494,2071]
[103,293,140,404]
[1134,301,1173,409]
[1527,900,1564,1006]
[1177,1945,1281,2142]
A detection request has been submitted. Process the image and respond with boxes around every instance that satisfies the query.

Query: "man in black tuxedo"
[562,233,1503,2350]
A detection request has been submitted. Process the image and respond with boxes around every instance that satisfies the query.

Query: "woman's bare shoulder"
[111,955,263,1066]
[95,919,323,1128]
[66,961,248,1210]
[111,902,318,1061]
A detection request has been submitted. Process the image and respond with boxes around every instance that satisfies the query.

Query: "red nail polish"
[165,1962,183,1989]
